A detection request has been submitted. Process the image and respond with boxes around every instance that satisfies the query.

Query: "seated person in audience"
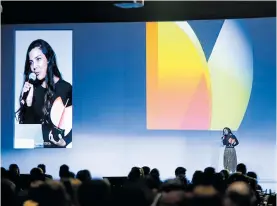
[76,170,92,182]
[191,170,203,187]
[193,173,218,197]
[17,168,45,206]
[247,171,262,191]
[158,188,187,206]
[227,172,261,205]
[213,173,227,194]
[37,164,53,179]
[1,167,16,191]
[220,169,230,180]
[9,164,22,191]
[69,171,75,178]
[2,179,17,206]
[224,181,257,206]
[236,163,247,175]
[150,168,162,187]
[142,166,151,176]
[78,180,111,206]
[161,179,186,192]
[128,167,143,183]
[59,164,71,180]
[30,168,45,185]
[63,178,81,206]
[175,167,189,185]
[27,180,70,206]
[229,164,252,186]
[117,182,149,206]
[191,172,222,206]
[144,175,160,201]
[204,167,216,175]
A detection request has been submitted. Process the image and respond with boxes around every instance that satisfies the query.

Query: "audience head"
[128,167,143,182]
[204,167,216,175]
[76,170,92,182]
[78,179,110,206]
[1,167,8,179]
[227,181,251,195]
[2,180,17,206]
[246,171,257,180]
[192,170,203,186]
[30,167,45,182]
[150,168,160,178]
[220,169,230,180]
[225,181,254,206]
[59,164,70,179]
[175,167,187,177]
[161,179,185,192]
[159,189,186,206]
[213,173,226,193]
[38,164,46,174]
[9,164,20,176]
[69,171,75,178]
[202,168,216,186]
[28,180,69,206]
[236,163,247,175]
[191,169,226,199]
[227,173,249,187]
[142,166,151,176]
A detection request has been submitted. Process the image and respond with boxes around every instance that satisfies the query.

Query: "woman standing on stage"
[222,127,239,173]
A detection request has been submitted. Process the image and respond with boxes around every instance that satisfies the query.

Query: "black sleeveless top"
[21,80,72,148]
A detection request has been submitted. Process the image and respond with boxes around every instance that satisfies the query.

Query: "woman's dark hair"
[223,127,232,135]
[16,39,62,123]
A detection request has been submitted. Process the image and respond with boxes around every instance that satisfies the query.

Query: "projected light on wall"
[146,20,253,131]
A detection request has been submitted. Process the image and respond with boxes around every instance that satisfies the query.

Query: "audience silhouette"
[1,163,276,206]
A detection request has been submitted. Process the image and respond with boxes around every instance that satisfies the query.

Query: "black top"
[21,79,72,148]
[222,134,239,148]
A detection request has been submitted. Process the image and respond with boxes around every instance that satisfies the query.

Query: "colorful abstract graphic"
[146,20,253,130]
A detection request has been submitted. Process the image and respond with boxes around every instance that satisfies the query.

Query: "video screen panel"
[14,30,72,148]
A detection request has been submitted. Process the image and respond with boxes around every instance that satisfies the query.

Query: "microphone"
[28,72,36,84]
[21,73,36,105]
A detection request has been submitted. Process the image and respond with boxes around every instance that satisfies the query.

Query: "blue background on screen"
[1,18,276,184]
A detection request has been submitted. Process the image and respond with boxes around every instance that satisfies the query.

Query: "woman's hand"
[21,82,34,107]
[48,130,66,147]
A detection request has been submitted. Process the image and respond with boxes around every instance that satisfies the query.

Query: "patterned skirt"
[223,147,237,173]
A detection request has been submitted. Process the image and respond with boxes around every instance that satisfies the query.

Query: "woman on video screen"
[16,39,72,148]
[222,127,239,173]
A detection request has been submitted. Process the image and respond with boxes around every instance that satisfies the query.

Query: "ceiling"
[2,1,276,25]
